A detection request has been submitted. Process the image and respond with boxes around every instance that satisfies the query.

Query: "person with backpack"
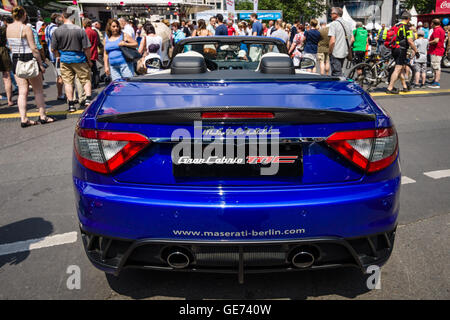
[385,11,419,94]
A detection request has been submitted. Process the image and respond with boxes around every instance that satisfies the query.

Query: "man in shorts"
[317,21,330,75]
[352,22,368,64]
[428,19,445,88]
[386,11,418,94]
[52,11,92,112]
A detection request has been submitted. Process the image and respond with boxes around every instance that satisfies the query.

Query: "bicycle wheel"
[426,66,436,84]
[347,63,374,91]
[388,63,416,88]
[442,56,450,68]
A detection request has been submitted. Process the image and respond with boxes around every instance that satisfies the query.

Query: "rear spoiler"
[97,107,375,124]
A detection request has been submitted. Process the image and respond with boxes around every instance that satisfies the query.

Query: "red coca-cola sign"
[436,0,450,14]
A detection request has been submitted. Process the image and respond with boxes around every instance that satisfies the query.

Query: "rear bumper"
[80,226,397,278]
[74,175,400,241]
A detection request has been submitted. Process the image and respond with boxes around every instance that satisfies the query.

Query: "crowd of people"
[1,5,450,128]
[350,11,449,93]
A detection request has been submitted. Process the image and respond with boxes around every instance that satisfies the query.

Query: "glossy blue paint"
[73,78,400,243]
[97,81,374,116]
[73,158,400,240]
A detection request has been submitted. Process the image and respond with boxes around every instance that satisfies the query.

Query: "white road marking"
[401,176,416,185]
[423,169,450,180]
[0,232,77,257]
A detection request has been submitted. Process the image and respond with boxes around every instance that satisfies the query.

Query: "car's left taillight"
[74,127,151,174]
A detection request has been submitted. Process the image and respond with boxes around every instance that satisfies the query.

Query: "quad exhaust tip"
[166,250,191,269]
[291,251,315,268]
[290,245,320,268]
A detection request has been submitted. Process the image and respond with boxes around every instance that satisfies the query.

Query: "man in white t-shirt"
[36,18,44,33]
[328,7,352,76]
[271,20,289,43]
[267,20,275,37]
[119,18,135,40]
[207,16,216,35]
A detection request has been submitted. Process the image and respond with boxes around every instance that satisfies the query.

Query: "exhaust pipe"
[166,250,191,269]
[291,251,315,268]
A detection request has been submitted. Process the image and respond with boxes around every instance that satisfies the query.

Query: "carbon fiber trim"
[98,107,376,124]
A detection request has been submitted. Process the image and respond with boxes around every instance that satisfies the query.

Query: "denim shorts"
[110,62,134,81]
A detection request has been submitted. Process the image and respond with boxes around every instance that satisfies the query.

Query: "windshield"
[178,40,288,70]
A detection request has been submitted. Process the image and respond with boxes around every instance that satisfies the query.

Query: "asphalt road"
[0,69,449,300]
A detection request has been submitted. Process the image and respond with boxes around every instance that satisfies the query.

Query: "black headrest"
[259,53,295,75]
[171,52,207,75]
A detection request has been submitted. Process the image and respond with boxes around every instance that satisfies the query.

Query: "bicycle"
[347,52,415,91]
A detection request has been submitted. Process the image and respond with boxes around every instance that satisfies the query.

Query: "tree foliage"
[404,0,436,14]
[33,0,54,7]
[236,0,327,23]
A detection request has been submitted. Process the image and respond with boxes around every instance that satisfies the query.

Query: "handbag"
[336,19,353,61]
[120,45,141,62]
[15,25,39,79]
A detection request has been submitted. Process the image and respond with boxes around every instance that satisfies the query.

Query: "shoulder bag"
[119,34,141,62]
[336,19,353,61]
[15,25,40,79]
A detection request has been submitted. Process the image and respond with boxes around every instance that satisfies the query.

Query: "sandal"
[38,116,56,124]
[20,119,38,128]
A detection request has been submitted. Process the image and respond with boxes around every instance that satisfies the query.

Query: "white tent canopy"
[365,22,381,30]
[410,5,418,26]
[342,5,356,30]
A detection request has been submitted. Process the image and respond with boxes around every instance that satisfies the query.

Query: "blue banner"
[238,12,282,20]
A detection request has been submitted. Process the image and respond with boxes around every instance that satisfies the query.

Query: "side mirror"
[296,57,315,70]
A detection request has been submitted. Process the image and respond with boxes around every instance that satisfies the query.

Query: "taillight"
[201,112,275,119]
[74,127,150,174]
[326,127,398,173]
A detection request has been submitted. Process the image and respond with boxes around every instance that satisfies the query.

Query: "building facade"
[327,0,397,26]
[205,0,223,11]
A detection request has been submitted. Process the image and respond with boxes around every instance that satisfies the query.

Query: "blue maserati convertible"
[73,37,400,282]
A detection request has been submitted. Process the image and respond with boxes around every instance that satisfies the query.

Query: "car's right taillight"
[326,127,398,173]
[74,127,151,174]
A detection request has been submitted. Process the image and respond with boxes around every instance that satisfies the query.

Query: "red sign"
[436,0,450,14]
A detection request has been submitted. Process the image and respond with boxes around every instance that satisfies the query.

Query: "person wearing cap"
[238,49,248,61]
[417,21,423,32]
[386,11,418,94]
[413,29,428,88]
